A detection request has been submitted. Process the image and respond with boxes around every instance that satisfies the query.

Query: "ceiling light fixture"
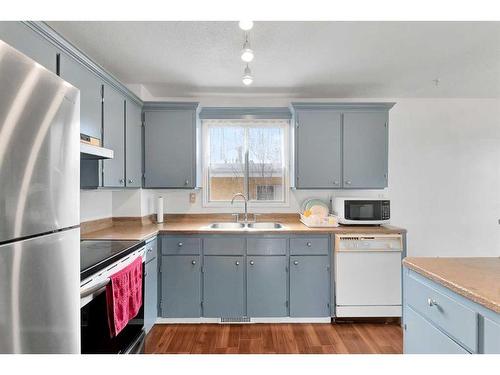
[238,21,254,31]
[242,64,253,86]
[241,35,254,62]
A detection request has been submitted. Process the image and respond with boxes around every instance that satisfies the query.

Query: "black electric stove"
[80,240,145,281]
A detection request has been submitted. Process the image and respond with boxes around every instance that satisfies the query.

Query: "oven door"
[344,200,389,223]
[80,264,145,354]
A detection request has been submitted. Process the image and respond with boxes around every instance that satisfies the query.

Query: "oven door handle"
[80,279,110,298]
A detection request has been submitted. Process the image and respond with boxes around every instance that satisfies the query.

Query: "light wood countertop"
[403,257,500,313]
[80,214,405,241]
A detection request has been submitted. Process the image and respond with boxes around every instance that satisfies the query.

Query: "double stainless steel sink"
[208,222,284,230]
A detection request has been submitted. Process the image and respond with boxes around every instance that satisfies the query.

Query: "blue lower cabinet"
[247,256,287,317]
[203,256,245,317]
[404,306,469,354]
[289,255,330,317]
[144,255,158,333]
[482,316,500,354]
[160,255,201,318]
[405,270,477,351]
[403,268,500,354]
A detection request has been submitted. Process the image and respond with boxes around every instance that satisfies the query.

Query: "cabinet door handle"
[427,298,438,307]
[345,180,352,185]
[293,261,299,265]
[306,242,312,247]
[249,261,254,265]
[178,242,183,247]
[119,178,124,184]
[184,179,189,185]
[235,261,240,266]
[128,179,133,184]
[191,260,196,265]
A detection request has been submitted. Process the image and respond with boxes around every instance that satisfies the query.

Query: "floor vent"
[219,317,251,324]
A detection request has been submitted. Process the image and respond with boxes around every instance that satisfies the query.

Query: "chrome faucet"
[231,193,248,223]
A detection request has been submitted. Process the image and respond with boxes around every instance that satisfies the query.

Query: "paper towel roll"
[157,196,164,223]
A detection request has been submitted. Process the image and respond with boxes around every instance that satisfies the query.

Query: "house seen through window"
[203,120,289,205]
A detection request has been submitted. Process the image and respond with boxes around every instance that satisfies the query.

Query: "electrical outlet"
[189,192,196,204]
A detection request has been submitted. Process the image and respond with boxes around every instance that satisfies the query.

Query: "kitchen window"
[202,119,289,207]
[256,185,276,201]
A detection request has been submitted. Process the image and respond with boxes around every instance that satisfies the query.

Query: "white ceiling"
[48,21,500,98]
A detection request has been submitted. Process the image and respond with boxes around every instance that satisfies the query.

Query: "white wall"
[139,189,385,215]
[80,190,113,222]
[80,97,500,257]
[387,99,500,257]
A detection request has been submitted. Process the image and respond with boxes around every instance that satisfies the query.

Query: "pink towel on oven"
[106,256,143,337]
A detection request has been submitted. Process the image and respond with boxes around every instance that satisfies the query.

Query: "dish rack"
[300,214,339,228]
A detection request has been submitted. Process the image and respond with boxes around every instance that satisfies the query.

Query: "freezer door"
[0,228,80,353]
[0,40,80,243]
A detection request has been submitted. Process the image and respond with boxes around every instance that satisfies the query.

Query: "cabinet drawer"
[162,237,201,255]
[247,237,287,255]
[404,306,469,354]
[290,237,329,255]
[406,273,478,352]
[204,237,245,255]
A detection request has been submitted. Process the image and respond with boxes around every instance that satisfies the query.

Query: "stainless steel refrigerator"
[0,40,80,353]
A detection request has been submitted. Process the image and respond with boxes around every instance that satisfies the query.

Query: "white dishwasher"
[334,234,403,318]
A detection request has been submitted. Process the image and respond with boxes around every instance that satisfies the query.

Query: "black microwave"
[333,198,390,225]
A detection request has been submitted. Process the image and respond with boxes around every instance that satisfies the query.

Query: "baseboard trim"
[155,317,332,324]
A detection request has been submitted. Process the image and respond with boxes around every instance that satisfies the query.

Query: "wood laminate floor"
[144,323,403,354]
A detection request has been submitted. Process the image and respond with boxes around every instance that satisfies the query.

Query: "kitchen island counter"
[403,257,500,313]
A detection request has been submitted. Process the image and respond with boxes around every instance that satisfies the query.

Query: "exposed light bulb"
[241,37,254,62]
[242,64,253,86]
[241,49,254,62]
[238,21,254,31]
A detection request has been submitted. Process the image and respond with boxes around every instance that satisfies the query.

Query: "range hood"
[80,142,114,160]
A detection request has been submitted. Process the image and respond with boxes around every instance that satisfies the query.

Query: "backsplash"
[80,188,385,221]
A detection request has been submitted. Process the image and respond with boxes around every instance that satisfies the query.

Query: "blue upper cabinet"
[292,103,395,189]
[143,102,199,188]
[0,21,144,190]
[295,109,342,189]
[0,22,58,73]
[59,53,103,140]
[125,99,143,188]
[102,84,126,187]
[343,111,388,188]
